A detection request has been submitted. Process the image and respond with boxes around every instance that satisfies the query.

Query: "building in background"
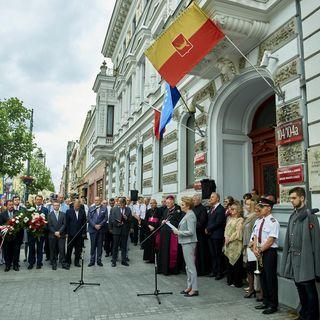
[60,0,320,308]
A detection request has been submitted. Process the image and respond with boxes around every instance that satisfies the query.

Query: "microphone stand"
[69,209,101,292]
[137,216,173,304]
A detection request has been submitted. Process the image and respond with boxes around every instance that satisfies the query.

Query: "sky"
[0,0,116,191]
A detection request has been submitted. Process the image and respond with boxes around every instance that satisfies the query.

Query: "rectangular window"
[107,105,114,137]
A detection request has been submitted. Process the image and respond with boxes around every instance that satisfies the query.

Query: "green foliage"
[28,151,55,193]
[0,98,34,177]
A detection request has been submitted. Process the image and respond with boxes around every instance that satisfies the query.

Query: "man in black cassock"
[142,199,162,263]
[193,194,211,276]
[157,195,183,275]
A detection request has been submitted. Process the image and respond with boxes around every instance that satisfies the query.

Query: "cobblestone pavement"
[0,243,297,320]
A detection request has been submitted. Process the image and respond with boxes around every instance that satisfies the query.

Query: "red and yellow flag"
[145,2,225,87]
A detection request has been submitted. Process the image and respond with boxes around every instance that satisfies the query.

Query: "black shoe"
[215,274,223,280]
[255,304,268,310]
[121,261,129,266]
[111,262,116,267]
[4,266,10,272]
[88,262,95,267]
[23,258,27,262]
[52,265,57,270]
[262,307,277,315]
[45,257,50,261]
[75,263,81,267]
[97,262,103,267]
[126,257,130,262]
[105,253,109,257]
[184,291,199,297]
[206,272,216,277]
[244,290,256,298]
[13,265,19,271]
[62,264,70,270]
[36,265,41,269]
[28,264,34,270]
[180,289,191,294]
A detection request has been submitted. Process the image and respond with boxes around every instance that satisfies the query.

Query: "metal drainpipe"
[295,0,311,205]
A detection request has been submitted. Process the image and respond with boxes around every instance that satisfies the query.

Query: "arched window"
[186,115,195,188]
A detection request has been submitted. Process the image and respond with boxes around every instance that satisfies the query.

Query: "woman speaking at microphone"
[173,196,198,297]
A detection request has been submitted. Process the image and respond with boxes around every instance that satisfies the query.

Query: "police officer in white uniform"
[253,198,279,315]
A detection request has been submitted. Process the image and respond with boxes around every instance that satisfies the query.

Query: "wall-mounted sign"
[308,146,320,191]
[276,118,303,145]
[277,164,304,185]
[194,152,206,165]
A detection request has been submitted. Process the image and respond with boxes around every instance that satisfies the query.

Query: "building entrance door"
[248,96,278,200]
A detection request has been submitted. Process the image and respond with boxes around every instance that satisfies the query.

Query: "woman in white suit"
[173,196,198,297]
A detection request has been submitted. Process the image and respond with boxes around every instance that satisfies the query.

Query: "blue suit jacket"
[88,205,107,234]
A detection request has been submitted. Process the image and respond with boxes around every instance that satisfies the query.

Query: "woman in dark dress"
[142,199,162,263]
[157,195,183,275]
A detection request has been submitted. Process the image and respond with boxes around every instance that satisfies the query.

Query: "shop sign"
[277,164,304,185]
[276,119,303,145]
[194,152,206,165]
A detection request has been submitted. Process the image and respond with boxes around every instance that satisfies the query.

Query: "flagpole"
[224,34,285,102]
[179,95,205,137]
[150,105,204,137]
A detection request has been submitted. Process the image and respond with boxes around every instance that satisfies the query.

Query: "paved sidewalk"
[0,244,297,320]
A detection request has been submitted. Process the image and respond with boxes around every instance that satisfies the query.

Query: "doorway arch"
[208,68,275,200]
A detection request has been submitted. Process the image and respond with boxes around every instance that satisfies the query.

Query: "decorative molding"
[130,154,137,162]
[143,161,152,172]
[215,58,238,84]
[143,144,153,157]
[277,101,301,125]
[195,140,206,153]
[172,108,181,121]
[129,141,137,150]
[274,59,298,86]
[143,128,153,141]
[191,83,216,110]
[163,172,177,185]
[196,113,208,127]
[143,178,152,188]
[195,165,207,180]
[278,142,304,166]
[163,151,178,165]
[258,18,297,63]
[239,57,246,70]
[163,130,178,147]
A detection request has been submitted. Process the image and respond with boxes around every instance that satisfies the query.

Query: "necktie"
[258,218,265,243]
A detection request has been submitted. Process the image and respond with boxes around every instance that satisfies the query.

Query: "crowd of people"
[0,186,319,319]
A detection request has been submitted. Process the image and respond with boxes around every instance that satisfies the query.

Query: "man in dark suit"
[48,200,68,270]
[205,192,226,280]
[109,197,132,267]
[0,200,22,271]
[104,198,115,257]
[13,196,26,265]
[88,197,108,267]
[65,199,87,267]
[27,195,49,270]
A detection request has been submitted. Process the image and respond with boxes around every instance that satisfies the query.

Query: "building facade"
[62,0,320,308]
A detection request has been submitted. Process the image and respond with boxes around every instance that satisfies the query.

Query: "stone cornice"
[101,0,133,58]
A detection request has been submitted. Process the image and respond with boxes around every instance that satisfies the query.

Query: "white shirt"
[133,203,146,219]
[253,214,279,248]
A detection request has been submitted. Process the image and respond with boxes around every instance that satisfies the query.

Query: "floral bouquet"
[26,212,47,239]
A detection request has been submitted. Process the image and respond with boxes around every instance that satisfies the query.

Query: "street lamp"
[23,108,34,203]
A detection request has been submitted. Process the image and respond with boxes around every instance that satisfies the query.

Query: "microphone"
[311,208,319,214]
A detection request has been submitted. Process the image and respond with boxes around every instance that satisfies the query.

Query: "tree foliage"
[0,98,34,177]
[27,151,55,194]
